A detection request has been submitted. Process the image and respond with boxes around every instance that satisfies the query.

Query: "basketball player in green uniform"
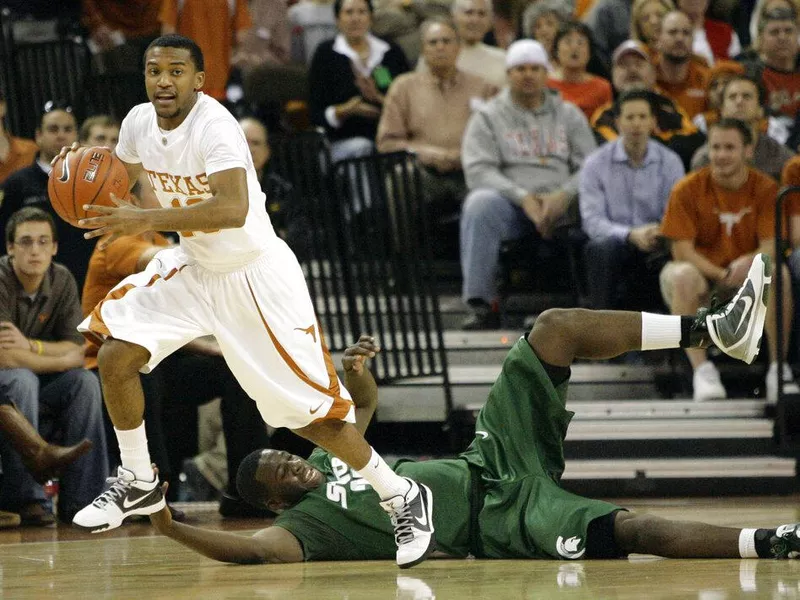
[150,254,800,562]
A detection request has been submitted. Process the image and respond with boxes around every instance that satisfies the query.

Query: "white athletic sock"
[355,448,412,500]
[739,528,758,558]
[641,312,682,350]
[115,422,155,481]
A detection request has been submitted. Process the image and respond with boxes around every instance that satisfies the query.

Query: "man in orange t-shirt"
[654,11,710,119]
[0,93,37,186]
[660,118,796,403]
[159,0,252,101]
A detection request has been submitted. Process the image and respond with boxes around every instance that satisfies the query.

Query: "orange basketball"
[48,146,129,229]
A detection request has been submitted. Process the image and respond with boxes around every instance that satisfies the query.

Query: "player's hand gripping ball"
[48,146,129,229]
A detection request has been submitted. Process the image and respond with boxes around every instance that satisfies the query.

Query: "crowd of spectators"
[2,0,800,527]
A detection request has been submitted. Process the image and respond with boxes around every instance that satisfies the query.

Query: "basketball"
[47,146,129,229]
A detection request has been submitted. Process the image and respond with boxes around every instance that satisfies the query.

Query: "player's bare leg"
[614,512,800,559]
[530,254,772,368]
[295,419,435,568]
[72,339,165,532]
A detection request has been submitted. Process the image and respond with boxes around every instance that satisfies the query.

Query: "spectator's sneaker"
[703,253,771,364]
[380,478,436,569]
[461,304,500,331]
[693,361,727,401]
[768,524,800,558]
[765,362,800,405]
[72,467,165,533]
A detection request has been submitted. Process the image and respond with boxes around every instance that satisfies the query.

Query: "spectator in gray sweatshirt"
[459,39,597,330]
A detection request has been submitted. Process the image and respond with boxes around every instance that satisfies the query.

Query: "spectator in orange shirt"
[781,156,800,251]
[159,0,252,101]
[0,92,37,187]
[659,118,796,402]
[547,21,613,121]
[654,11,710,119]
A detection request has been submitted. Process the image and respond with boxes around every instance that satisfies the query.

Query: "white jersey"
[116,93,276,271]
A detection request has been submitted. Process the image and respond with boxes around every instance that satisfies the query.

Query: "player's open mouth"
[155,94,176,105]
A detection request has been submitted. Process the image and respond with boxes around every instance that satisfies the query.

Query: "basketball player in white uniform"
[62,34,434,568]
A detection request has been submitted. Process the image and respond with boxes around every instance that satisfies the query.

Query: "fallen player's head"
[237,449,325,513]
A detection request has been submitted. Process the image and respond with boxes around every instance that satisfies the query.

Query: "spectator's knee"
[0,369,39,410]
[462,189,502,224]
[660,262,706,309]
[62,369,103,411]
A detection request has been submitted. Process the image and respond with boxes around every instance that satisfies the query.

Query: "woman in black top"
[308,0,409,161]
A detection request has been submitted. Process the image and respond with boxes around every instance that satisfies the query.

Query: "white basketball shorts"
[78,240,354,429]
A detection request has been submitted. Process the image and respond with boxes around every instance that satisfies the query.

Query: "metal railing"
[269,134,453,417]
[774,185,800,451]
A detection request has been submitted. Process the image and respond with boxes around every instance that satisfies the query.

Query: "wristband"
[35,340,44,355]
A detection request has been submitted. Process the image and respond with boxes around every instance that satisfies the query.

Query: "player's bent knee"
[97,339,150,379]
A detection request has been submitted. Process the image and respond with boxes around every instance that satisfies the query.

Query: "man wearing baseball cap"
[459,39,597,330]
[590,39,705,170]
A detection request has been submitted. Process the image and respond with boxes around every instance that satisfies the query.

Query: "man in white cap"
[590,39,705,171]
[459,39,596,330]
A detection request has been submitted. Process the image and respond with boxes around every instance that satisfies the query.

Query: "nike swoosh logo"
[309,400,326,415]
[476,430,489,439]
[122,492,153,509]
[734,296,753,334]
[58,157,71,183]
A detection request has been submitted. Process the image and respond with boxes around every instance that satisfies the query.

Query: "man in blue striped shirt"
[579,90,685,310]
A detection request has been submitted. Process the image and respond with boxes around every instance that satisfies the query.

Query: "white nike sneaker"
[72,467,165,532]
[704,253,771,364]
[380,477,436,569]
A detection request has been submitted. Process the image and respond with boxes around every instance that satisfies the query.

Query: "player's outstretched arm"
[342,335,380,436]
[149,482,303,564]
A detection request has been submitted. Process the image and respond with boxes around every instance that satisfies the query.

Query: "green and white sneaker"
[703,253,771,364]
[769,524,800,559]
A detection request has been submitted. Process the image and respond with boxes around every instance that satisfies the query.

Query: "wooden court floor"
[3,496,800,599]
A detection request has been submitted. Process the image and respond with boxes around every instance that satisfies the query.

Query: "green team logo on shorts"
[556,535,586,559]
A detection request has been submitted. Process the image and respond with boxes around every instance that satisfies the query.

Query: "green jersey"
[274,450,474,561]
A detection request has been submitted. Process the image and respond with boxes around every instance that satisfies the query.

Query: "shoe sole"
[741,254,771,365]
[398,484,436,570]
[707,254,771,365]
[72,495,167,534]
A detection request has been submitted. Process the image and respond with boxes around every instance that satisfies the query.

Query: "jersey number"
[325,458,370,509]
[170,197,220,237]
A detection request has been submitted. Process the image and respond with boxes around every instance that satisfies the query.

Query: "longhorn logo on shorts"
[556,535,586,559]
[294,324,317,343]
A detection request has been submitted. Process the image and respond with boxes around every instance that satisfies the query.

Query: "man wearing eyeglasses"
[0,207,107,526]
[0,102,96,290]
